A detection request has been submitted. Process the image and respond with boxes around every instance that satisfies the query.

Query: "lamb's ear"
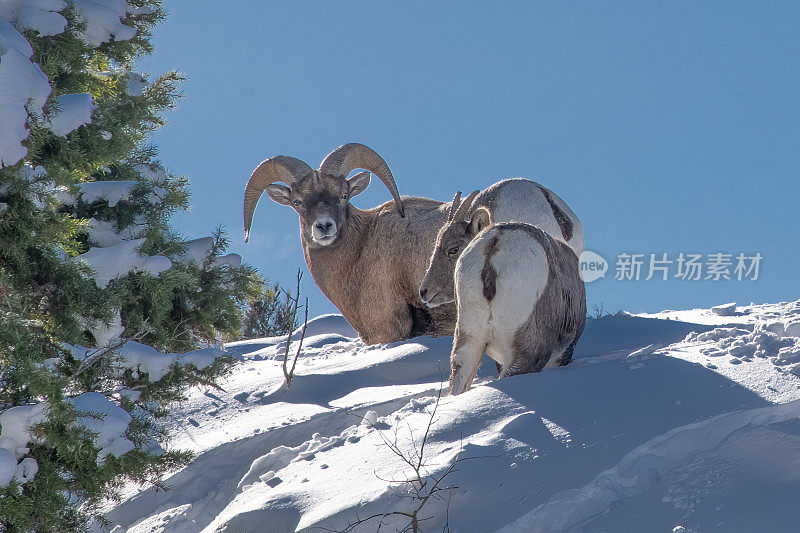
[265,183,293,206]
[346,171,371,198]
[469,207,491,237]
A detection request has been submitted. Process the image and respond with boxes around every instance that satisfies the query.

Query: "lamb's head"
[243,143,405,248]
[419,190,491,308]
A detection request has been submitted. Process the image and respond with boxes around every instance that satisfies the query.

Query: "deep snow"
[95,300,800,532]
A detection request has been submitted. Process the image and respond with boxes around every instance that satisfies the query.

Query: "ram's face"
[419,221,472,308]
[266,171,371,248]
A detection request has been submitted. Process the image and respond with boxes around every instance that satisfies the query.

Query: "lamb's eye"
[341,193,348,200]
[292,200,302,207]
[447,246,459,256]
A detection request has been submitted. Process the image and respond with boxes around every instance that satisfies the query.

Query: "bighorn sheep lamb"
[421,192,586,395]
[243,143,583,344]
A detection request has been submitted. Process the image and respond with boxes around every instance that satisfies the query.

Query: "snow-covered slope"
[102,300,800,533]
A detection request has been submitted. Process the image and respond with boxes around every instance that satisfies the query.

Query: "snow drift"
[100,300,800,532]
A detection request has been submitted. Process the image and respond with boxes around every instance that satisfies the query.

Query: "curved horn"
[243,155,313,242]
[448,191,462,221]
[319,143,405,217]
[453,190,480,221]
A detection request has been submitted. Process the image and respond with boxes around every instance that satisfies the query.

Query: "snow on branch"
[181,237,242,268]
[73,0,136,47]
[1,0,143,167]
[0,17,50,167]
[70,392,135,464]
[44,93,95,136]
[116,340,223,381]
[74,238,171,288]
[0,392,137,488]
[69,338,228,383]
[0,0,68,37]
[0,403,46,487]
[57,179,139,207]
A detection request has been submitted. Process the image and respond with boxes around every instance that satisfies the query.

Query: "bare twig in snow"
[282,268,308,389]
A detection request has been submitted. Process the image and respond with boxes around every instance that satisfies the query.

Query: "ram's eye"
[292,200,302,207]
[447,246,459,256]
[341,193,348,200]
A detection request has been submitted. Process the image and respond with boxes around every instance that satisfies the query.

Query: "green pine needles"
[0,2,263,530]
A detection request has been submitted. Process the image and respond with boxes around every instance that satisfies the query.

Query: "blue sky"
[140,1,799,317]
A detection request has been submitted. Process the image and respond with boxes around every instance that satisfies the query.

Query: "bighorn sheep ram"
[243,143,582,344]
[421,192,586,395]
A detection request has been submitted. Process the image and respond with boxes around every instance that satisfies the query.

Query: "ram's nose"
[311,215,337,244]
[315,220,333,233]
[419,287,428,301]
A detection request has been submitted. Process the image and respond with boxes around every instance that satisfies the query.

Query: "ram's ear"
[265,183,293,206]
[469,207,491,237]
[347,171,371,198]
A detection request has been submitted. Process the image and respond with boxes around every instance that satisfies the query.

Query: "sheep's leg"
[448,326,487,395]
[497,360,511,379]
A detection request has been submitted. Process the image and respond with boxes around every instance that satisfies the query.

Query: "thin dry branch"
[282,269,308,389]
[287,297,308,381]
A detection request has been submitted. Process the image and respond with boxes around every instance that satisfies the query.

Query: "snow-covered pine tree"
[0,1,261,529]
